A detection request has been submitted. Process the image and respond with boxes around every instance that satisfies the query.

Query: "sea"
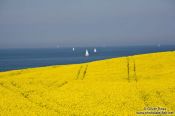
[0,45,175,72]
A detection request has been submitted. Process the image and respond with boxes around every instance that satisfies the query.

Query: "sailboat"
[94,48,97,53]
[157,44,161,47]
[72,47,75,51]
[85,49,89,57]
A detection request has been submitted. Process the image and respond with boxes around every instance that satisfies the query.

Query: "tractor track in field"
[75,65,88,80]
[126,57,138,82]
[0,81,69,114]
[76,66,83,80]
[82,65,88,80]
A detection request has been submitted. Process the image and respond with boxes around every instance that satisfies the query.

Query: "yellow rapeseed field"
[0,51,175,116]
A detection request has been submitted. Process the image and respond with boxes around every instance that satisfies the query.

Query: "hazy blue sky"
[0,0,175,48]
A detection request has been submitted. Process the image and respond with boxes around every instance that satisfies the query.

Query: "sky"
[0,0,175,48]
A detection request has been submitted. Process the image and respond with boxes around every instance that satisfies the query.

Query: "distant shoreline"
[0,44,175,50]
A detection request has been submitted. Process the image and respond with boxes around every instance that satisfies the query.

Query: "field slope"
[0,51,175,115]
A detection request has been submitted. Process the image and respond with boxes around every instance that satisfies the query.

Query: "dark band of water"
[0,45,175,72]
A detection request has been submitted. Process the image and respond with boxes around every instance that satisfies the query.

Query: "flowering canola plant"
[0,51,175,115]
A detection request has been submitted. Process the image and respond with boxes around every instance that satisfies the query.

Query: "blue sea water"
[0,45,175,72]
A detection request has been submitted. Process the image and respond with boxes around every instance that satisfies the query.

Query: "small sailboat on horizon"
[94,48,97,53]
[157,44,161,47]
[72,47,75,51]
[85,49,89,57]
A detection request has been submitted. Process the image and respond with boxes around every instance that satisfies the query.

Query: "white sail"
[72,47,75,51]
[94,48,97,53]
[85,49,89,57]
[157,44,161,47]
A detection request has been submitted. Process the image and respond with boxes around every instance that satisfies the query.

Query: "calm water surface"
[0,45,175,72]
